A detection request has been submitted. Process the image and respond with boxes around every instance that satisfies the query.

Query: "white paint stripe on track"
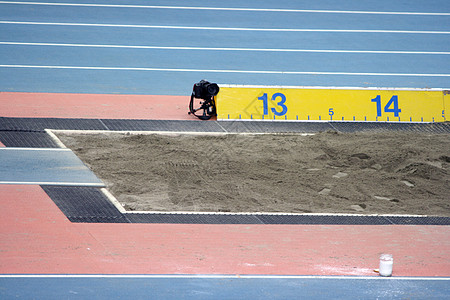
[0,274,449,280]
[101,187,126,214]
[1,64,450,77]
[2,42,449,55]
[123,210,429,217]
[0,147,70,151]
[50,129,312,136]
[0,181,105,186]
[44,129,67,149]
[1,1,449,16]
[218,84,447,91]
[1,21,450,34]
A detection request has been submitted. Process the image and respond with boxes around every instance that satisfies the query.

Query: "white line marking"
[50,129,305,136]
[0,181,105,186]
[2,42,449,55]
[0,147,70,151]
[1,64,449,77]
[101,187,126,214]
[1,1,449,16]
[122,210,429,217]
[218,84,448,91]
[44,129,67,148]
[1,21,450,34]
[0,274,448,280]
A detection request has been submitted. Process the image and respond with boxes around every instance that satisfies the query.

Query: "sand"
[56,131,450,216]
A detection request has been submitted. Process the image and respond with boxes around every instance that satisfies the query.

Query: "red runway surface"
[1,184,449,276]
[0,92,189,120]
[0,92,449,277]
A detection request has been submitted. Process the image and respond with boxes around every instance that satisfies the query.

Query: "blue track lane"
[2,4,449,31]
[0,148,104,186]
[1,25,450,52]
[0,0,449,94]
[2,45,448,74]
[1,276,449,300]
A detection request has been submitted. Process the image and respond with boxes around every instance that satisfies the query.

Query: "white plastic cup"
[379,254,393,277]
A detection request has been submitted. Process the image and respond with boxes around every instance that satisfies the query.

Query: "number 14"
[371,95,401,117]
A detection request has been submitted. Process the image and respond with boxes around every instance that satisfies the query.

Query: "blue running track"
[1,275,449,300]
[0,0,449,95]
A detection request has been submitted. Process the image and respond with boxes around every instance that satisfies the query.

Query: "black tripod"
[188,80,219,120]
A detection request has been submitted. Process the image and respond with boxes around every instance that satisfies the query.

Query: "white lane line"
[0,1,449,16]
[101,187,126,214]
[1,64,450,77]
[0,147,70,151]
[1,42,449,55]
[44,129,67,149]
[1,21,450,34]
[1,274,449,280]
[123,210,429,217]
[218,84,447,91]
[49,129,308,136]
[0,181,105,186]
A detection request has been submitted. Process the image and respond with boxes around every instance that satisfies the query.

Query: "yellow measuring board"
[216,85,448,122]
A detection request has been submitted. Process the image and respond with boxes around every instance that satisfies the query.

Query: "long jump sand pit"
[56,131,450,216]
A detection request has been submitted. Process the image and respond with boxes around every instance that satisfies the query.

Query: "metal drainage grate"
[0,131,59,148]
[41,186,129,223]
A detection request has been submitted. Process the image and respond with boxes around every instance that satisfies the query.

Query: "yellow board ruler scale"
[216,85,448,122]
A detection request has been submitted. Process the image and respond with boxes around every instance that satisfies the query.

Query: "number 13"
[258,92,288,116]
